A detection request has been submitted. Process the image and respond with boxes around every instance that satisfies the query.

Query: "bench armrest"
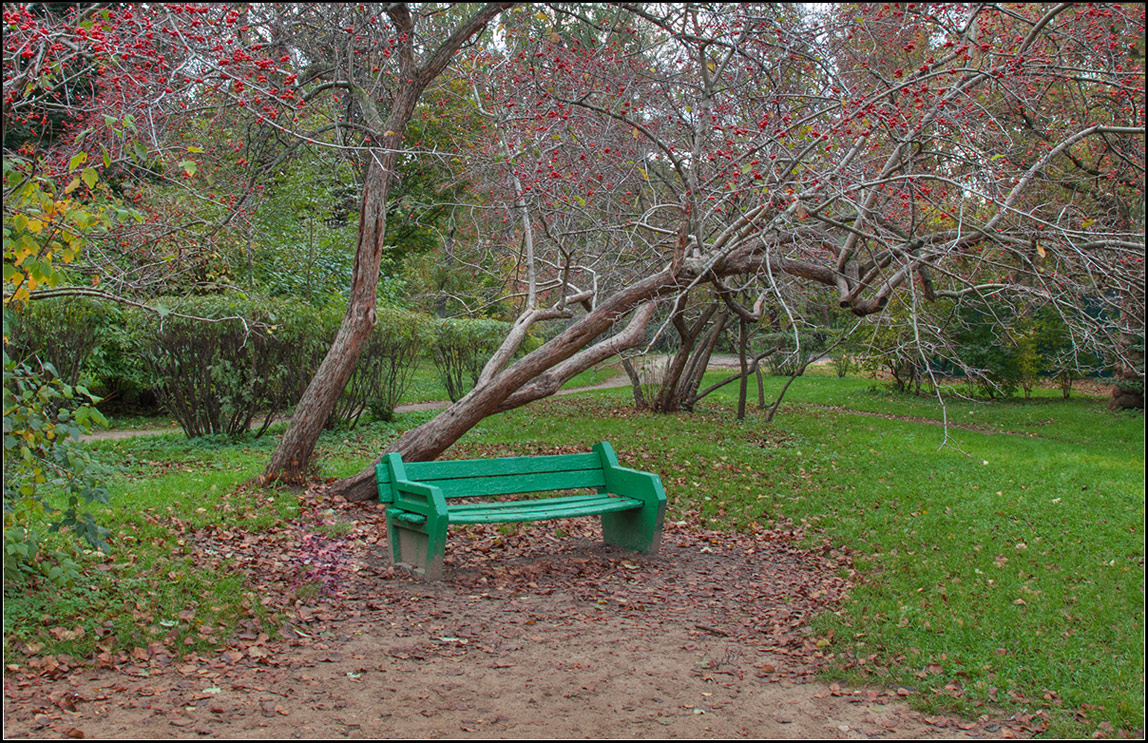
[391,479,448,517]
[593,441,666,508]
[603,465,666,507]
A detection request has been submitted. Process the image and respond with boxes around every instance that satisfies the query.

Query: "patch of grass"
[399,360,452,405]
[3,432,288,666]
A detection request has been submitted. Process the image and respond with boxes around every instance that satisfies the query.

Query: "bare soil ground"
[4,492,1032,739]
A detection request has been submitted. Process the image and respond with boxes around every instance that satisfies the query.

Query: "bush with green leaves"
[948,305,1024,398]
[6,296,115,387]
[3,350,111,588]
[134,294,326,437]
[328,307,427,428]
[760,328,827,378]
[430,317,511,402]
[5,296,160,412]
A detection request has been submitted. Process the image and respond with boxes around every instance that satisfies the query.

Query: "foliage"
[3,349,111,587]
[136,294,325,438]
[430,317,512,402]
[760,327,827,378]
[328,307,427,428]
[947,303,1109,400]
[831,353,853,378]
[2,149,131,589]
[6,296,115,387]
[2,155,122,307]
[949,305,1023,398]
[853,302,931,396]
[248,151,359,302]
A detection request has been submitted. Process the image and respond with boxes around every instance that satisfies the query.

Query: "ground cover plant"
[3,377,1142,737]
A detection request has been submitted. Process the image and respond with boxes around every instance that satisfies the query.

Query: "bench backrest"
[377,450,609,502]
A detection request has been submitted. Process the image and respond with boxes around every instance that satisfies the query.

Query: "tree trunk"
[736,318,750,419]
[651,303,717,413]
[263,155,396,483]
[263,2,511,484]
[1109,282,1145,411]
[621,357,647,409]
[679,310,730,411]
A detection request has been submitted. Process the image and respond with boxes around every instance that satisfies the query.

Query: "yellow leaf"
[1035,242,1046,259]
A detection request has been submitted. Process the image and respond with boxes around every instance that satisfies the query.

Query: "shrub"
[135,294,325,437]
[3,351,111,587]
[430,318,510,402]
[948,305,1022,398]
[760,328,826,378]
[6,297,114,387]
[328,307,426,428]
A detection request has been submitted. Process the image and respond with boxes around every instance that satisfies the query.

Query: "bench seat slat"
[446,494,642,524]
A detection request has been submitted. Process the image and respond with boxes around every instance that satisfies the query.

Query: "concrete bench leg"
[601,503,664,553]
[387,512,448,581]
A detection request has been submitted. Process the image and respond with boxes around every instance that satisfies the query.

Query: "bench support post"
[380,452,450,580]
[388,512,448,581]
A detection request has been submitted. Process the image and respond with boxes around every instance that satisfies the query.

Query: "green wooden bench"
[375,442,666,580]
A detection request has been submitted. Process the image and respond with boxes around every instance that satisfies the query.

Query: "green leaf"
[68,153,88,172]
[81,168,98,190]
[178,160,198,176]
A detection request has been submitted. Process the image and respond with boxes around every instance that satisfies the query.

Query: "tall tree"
[263,2,511,483]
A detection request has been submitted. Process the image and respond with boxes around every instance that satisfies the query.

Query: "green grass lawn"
[5,372,1143,736]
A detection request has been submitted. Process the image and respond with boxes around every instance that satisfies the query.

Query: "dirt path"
[4,495,1033,739]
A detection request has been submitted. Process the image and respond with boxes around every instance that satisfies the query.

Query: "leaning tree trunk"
[329,272,674,502]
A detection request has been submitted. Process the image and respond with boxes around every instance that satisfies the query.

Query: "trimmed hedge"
[134,295,325,438]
